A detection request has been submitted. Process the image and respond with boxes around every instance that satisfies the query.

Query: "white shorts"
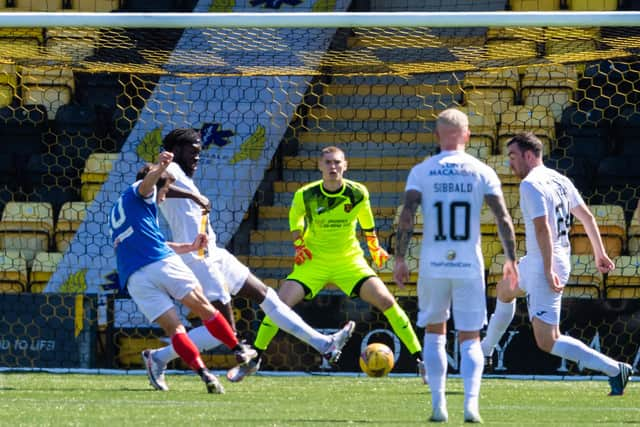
[417,276,487,331]
[127,254,199,323]
[185,246,250,300]
[519,256,569,325]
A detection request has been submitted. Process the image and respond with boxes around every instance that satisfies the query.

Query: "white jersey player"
[141,128,355,391]
[394,109,518,423]
[481,131,631,397]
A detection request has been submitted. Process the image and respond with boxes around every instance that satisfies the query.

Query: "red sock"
[171,331,205,372]
[204,311,239,349]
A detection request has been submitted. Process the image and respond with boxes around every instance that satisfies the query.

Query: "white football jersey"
[406,150,503,279]
[159,162,217,263]
[519,165,584,273]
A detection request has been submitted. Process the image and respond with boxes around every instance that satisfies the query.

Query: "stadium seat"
[570,204,626,258]
[509,0,561,10]
[392,204,424,233]
[485,154,520,186]
[459,106,498,155]
[567,0,618,10]
[486,38,538,62]
[19,66,74,120]
[29,251,62,292]
[9,0,62,11]
[605,255,640,298]
[0,28,42,60]
[463,69,519,117]
[81,153,119,201]
[0,249,28,292]
[0,62,17,108]
[627,204,640,255]
[55,201,89,252]
[72,0,120,12]
[566,254,603,298]
[498,105,555,155]
[0,201,53,263]
[45,28,99,62]
[521,65,578,122]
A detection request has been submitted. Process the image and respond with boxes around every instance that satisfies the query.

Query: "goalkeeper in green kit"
[227,146,424,382]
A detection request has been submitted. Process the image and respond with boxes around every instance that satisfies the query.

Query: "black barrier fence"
[1,293,638,375]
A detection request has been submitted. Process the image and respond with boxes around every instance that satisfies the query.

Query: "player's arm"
[484,194,517,263]
[393,189,420,287]
[289,189,311,265]
[137,151,173,197]
[166,185,211,214]
[571,204,614,273]
[167,234,208,254]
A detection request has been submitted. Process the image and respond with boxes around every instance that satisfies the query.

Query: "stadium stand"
[0,249,28,292]
[54,201,88,252]
[508,0,561,10]
[605,255,640,298]
[570,204,626,258]
[0,201,53,263]
[29,250,62,292]
[80,152,119,202]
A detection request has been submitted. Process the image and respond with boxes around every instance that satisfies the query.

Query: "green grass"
[0,373,637,426]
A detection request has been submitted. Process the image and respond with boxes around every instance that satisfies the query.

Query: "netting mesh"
[1,0,640,372]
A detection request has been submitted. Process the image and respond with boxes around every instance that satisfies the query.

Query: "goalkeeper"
[228,146,423,382]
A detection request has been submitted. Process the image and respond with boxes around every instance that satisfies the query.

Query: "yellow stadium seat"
[55,201,89,252]
[521,65,578,122]
[485,155,520,186]
[567,0,618,10]
[10,0,62,11]
[467,136,492,161]
[605,255,640,298]
[566,254,603,298]
[627,206,640,255]
[0,62,17,107]
[498,105,555,155]
[72,0,120,12]
[509,0,561,10]
[486,39,538,62]
[29,251,62,292]
[46,28,98,62]
[19,66,74,120]
[459,106,498,154]
[463,69,519,117]
[81,153,119,201]
[0,249,28,292]
[545,38,599,56]
[392,204,424,234]
[0,202,53,262]
[570,204,626,258]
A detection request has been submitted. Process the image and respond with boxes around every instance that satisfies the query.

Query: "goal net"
[0,0,639,374]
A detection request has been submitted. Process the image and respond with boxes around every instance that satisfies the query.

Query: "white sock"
[424,333,447,410]
[153,326,222,366]
[481,299,515,357]
[550,335,619,376]
[460,339,483,414]
[259,287,330,353]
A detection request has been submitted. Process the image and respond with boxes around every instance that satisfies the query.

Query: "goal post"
[0,5,638,373]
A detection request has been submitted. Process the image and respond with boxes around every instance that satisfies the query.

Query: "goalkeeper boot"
[141,349,168,391]
[608,362,633,396]
[324,320,356,364]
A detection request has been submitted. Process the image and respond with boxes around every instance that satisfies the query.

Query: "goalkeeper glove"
[365,231,389,268]
[293,237,312,265]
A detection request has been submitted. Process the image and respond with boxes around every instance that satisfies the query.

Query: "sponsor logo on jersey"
[344,204,353,212]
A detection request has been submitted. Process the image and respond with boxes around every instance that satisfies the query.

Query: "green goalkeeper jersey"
[289,179,376,259]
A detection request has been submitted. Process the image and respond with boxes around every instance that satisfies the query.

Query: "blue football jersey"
[109,181,174,289]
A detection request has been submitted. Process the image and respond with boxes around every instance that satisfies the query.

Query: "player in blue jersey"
[109,151,256,393]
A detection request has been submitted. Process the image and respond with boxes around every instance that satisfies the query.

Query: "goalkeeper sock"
[550,335,619,376]
[154,326,222,366]
[383,303,422,355]
[259,287,329,353]
[481,299,515,357]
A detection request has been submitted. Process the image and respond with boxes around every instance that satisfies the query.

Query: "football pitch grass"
[0,372,637,426]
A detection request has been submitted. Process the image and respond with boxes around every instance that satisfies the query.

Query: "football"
[359,342,395,377]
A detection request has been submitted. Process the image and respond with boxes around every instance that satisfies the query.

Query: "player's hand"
[596,254,615,274]
[546,270,564,293]
[197,195,211,214]
[393,256,409,289]
[157,151,174,168]
[502,258,519,289]
[366,232,389,268]
[293,237,312,265]
[192,233,208,252]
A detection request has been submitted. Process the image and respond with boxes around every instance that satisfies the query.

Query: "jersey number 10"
[434,201,470,242]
